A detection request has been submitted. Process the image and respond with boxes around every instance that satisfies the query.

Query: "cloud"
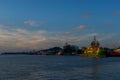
[24,20,36,26]
[0,26,47,52]
[47,33,98,47]
[13,29,46,49]
[77,13,91,18]
[75,25,86,30]
[0,24,118,52]
[83,13,91,18]
[106,22,112,26]
[64,32,71,35]
[113,11,120,15]
[98,34,116,41]
[15,38,46,49]
[24,20,46,26]
[39,21,46,25]
[0,24,5,28]
[53,33,97,42]
[98,34,117,48]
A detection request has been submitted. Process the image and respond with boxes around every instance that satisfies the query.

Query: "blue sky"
[0,0,120,52]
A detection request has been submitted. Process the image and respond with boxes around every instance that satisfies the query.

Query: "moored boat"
[81,36,106,58]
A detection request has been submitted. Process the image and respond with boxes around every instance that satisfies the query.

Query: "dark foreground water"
[0,55,120,80]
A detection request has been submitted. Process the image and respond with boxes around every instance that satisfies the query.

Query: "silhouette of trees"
[63,43,79,55]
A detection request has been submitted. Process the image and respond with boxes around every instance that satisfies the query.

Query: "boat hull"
[80,51,106,58]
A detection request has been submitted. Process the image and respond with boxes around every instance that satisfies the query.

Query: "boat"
[106,52,120,57]
[106,48,120,57]
[81,36,106,58]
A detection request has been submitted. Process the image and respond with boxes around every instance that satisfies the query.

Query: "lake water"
[0,55,120,80]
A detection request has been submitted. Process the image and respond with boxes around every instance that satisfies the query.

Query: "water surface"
[0,55,119,80]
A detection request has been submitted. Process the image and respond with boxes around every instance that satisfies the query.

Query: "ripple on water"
[0,55,120,80]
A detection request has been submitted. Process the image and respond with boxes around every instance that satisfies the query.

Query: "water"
[0,55,120,80]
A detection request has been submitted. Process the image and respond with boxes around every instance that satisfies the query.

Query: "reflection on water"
[0,55,120,80]
[91,59,101,80]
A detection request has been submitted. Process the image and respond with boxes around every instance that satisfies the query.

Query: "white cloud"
[0,26,47,52]
[75,25,86,30]
[24,20,36,26]
[24,20,46,26]
[98,34,116,41]
[0,24,118,52]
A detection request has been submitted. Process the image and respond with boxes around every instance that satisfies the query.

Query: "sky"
[0,0,120,52]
